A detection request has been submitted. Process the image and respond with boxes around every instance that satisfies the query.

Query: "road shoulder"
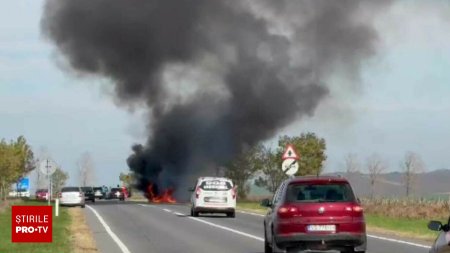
[68,207,99,253]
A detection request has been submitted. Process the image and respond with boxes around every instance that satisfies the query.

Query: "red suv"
[261,176,366,253]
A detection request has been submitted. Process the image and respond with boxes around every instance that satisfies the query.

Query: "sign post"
[39,159,57,206]
[281,144,300,176]
[17,178,29,197]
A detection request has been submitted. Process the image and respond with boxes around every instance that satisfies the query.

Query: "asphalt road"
[83,201,431,253]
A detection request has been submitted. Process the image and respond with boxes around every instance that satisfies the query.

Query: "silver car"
[59,186,85,208]
[428,218,450,253]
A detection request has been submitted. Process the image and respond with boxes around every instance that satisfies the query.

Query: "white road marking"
[237,210,265,217]
[188,216,263,241]
[164,209,263,241]
[141,205,432,249]
[367,234,430,249]
[163,208,172,213]
[86,205,131,253]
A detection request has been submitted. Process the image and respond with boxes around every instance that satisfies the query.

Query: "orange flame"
[146,183,176,204]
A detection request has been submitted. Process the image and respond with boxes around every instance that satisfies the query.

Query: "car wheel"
[226,211,235,218]
[92,199,95,203]
[193,210,199,217]
[271,228,284,253]
[264,226,273,253]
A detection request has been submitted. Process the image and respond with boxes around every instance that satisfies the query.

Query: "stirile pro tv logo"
[12,206,52,243]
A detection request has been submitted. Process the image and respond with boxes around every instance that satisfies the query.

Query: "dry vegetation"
[362,198,450,219]
[68,207,99,253]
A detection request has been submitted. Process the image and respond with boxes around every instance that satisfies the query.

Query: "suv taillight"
[277,205,299,219]
[58,192,61,198]
[79,192,83,197]
[195,187,201,199]
[345,205,363,212]
[231,187,236,199]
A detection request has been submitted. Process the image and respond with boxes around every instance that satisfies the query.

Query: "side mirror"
[428,221,443,231]
[260,198,272,208]
[188,187,195,192]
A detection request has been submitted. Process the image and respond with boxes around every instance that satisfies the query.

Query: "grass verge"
[237,201,267,214]
[0,199,71,253]
[67,207,98,253]
[236,201,440,241]
[365,214,441,241]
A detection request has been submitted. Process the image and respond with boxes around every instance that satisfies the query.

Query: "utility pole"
[46,159,51,206]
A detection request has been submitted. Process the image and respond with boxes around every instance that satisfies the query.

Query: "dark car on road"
[93,186,108,199]
[428,218,450,253]
[108,187,125,201]
[261,176,366,253]
[81,186,95,203]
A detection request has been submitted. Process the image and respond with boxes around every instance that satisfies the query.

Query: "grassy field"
[236,201,442,241]
[0,199,71,253]
[365,214,441,241]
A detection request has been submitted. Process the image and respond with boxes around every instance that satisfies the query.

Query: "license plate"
[205,197,226,203]
[307,225,336,232]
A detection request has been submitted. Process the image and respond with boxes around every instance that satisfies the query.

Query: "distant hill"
[326,169,450,198]
[248,169,450,199]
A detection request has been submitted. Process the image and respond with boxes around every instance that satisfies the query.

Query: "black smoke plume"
[41,0,392,198]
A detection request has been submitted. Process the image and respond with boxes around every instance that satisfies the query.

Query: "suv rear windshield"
[199,180,232,191]
[111,188,123,192]
[285,182,356,203]
[81,187,93,191]
[93,187,102,191]
[62,187,80,192]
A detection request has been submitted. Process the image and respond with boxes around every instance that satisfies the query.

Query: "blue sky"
[1,1,450,188]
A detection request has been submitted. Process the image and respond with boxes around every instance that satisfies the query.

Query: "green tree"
[254,146,288,193]
[278,133,327,176]
[0,136,35,200]
[51,167,69,197]
[225,145,264,199]
[14,136,36,176]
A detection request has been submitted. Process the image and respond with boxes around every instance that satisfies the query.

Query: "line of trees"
[344,151,425,198]
[0,136,36,200]
[225,132,327,199]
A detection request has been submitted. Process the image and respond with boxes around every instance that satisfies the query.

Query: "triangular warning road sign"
[282,144,299,160]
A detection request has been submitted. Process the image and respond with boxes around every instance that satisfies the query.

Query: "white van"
[190,177,236,218]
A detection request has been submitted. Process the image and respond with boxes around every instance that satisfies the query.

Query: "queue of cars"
[188,175,366,252]
[54,185,129,207]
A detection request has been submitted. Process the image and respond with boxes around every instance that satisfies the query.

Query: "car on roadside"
[81,186,96,203]
[190,177,236,218]
[35,188,49,201]
[261,176,366,253]
[428,217,450,253]
[108,187,125,201]
[59,186,85,208]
